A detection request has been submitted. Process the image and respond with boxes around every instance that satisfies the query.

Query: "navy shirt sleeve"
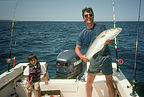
[76,30,83,46]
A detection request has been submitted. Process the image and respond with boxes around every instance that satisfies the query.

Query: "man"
[75,7,115,97]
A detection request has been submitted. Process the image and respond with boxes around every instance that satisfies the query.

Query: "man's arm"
[75,44,88,63]
[44,73,48,85]
[105,40,112,45]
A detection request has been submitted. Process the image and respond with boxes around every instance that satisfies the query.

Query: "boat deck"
[0,62,139,97]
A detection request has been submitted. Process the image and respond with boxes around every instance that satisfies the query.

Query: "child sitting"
[23,53,48,97]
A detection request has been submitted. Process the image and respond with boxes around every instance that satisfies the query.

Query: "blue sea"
[0,21,144,96]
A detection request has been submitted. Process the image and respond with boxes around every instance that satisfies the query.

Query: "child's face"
[30,58,37,66]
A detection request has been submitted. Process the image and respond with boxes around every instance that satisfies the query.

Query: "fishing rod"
[7,0,19,72]
[130,0,141,96]
[112,0,119,71]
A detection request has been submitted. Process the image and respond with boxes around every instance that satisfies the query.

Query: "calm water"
[0,21,144,96]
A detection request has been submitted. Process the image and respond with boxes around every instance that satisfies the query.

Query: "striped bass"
[86,27,122,60]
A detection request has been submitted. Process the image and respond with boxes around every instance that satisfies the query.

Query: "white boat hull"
[0,62,139,97]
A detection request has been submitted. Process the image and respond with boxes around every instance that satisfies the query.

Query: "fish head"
[108,27,122,39]
[115,27,122,33]
[114,27,122,36]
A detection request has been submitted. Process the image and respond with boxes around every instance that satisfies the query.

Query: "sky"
[0,0,144,21]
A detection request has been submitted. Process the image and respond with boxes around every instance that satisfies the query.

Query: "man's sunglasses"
[84,13,93,18]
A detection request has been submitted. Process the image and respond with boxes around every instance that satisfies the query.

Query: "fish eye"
[100,34,105,38]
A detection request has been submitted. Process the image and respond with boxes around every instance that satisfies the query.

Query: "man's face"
[83,11,94,24]
[30,58,37,66]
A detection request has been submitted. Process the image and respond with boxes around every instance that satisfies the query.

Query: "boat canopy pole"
[131,0,141,96]
[112,0,119,71]
[8,0,18,72]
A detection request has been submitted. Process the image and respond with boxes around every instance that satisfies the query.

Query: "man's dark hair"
[28,53,37,61]
[82,7,94,18]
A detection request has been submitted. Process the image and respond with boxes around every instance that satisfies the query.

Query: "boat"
[0,0,142,96]
[0,50,140,97]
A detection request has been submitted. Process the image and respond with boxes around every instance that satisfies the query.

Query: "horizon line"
[0,19,144,22]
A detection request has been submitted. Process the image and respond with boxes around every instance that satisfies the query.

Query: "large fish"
[86,27,122,60]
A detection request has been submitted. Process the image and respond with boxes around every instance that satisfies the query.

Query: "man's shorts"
[88,55,113,75]
[27,82,40,93]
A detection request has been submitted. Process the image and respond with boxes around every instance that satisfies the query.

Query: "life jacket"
[29,62,41,84]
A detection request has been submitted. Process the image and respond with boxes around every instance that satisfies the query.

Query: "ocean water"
[0,21,144,96]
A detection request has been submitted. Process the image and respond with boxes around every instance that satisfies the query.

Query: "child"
[23,53,48,97]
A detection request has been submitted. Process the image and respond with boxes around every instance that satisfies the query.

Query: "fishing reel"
[116,59,123,72]
[6,56,16,72]
[127,79,138,96]
[118,59,123,64]
[6,56,16,64]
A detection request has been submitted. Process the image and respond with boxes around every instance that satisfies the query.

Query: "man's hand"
[105,40,112,45]
[81,55,89,63]
[75,45,89,63]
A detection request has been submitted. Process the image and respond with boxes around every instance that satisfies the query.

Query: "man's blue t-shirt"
[76,23,111,57]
